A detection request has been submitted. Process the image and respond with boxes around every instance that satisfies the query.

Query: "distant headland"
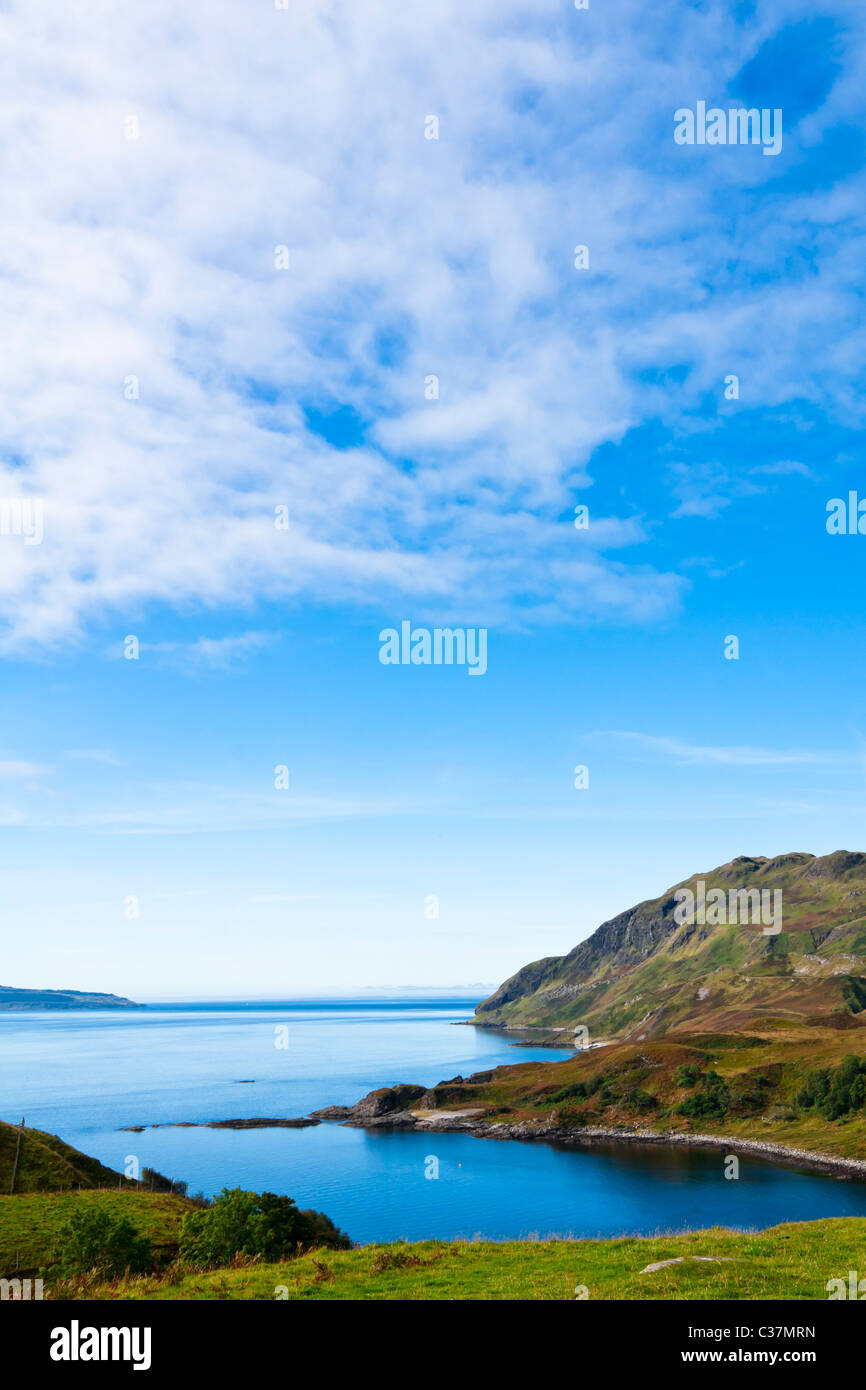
[0,984,143,1011]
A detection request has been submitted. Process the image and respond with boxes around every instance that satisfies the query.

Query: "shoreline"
[323,1106,866,1179]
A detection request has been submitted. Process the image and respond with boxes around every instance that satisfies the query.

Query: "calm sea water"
[3,999,866,1244]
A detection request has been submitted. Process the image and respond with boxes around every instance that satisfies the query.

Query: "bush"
[551,1075,601,1104]
[796,1056,866,1121]
[624,1087,657,1113]
[676,1071,729,1121]
[673,1064,703,1089]
[49,1207,152,1278]
[178,1187,350,1267]
[795,1067,830,1109]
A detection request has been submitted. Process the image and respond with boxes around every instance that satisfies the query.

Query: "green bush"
[624,1087,657,1113]
[550,1075,601,1104]
[673,1064,704,1088]
[676,1071,729,1121]
[796,1056,866,1121]
[48,1207,152,1278]
[795,1067,830,1109]
[178,1187,350,1267]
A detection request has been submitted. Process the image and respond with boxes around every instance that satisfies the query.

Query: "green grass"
[75,1218,866,1301]
[0,1191,190,1276]
[4,1187,864,1301]
[0,1118,139,1194]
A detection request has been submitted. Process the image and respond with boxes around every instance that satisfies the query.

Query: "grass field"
[0,1191,190,1277]
[2,1198,858,1301]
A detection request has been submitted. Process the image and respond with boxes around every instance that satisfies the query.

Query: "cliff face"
[475,852,866,1038]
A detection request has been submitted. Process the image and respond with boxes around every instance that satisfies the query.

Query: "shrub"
[796,1056,866,1121]
[49,1207,152,1278]
[551,1081,588,1103]
[178,1187,350,1267]
[673,1064,703,1089]
[624,1087,657,1113]
[551,1075,602,1104]
[795,1067,831,1109]
[676,1072,729,1121]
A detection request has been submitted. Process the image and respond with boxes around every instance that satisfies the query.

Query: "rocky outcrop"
[311,1084,426,1127]
[120,1116,320,1131]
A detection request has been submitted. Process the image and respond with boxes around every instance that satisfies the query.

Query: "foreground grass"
[0,1191,189,1276]
[65,1217,866,1301]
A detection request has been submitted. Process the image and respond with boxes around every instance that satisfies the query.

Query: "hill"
[0,1118,141,1194]
[0,984,142,1010]
[475,851,866,1038]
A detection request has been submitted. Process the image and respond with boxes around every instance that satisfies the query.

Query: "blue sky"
[1,0,865,998]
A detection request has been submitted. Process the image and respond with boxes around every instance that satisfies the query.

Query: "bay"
[3,998,866,1245]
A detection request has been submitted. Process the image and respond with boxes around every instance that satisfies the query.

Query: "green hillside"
[0,1118,140,1194]
[0,1190,189,1278]
[476,851,866,1037]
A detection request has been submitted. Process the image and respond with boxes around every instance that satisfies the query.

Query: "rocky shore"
[309,1084,866,1179]
[120,1117,319,1132]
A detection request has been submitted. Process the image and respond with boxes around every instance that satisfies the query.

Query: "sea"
[3,998,866,1244]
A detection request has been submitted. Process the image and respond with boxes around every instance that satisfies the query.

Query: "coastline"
[318,1105,866,1179]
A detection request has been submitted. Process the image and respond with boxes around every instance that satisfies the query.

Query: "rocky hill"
[475,851,866,1039]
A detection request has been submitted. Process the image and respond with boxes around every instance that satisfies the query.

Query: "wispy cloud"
[134,631,275,670]
[0,759,51,778]
[598,732,843,767]
[751,460,817,479]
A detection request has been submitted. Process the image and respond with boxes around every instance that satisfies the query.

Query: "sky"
[1,0,865,999]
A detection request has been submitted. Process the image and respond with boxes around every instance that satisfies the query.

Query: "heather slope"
[475,852,866,1037]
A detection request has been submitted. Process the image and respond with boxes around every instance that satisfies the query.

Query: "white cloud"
[0,0,863,649]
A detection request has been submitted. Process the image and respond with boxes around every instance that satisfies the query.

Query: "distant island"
[0,985,143,1011]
